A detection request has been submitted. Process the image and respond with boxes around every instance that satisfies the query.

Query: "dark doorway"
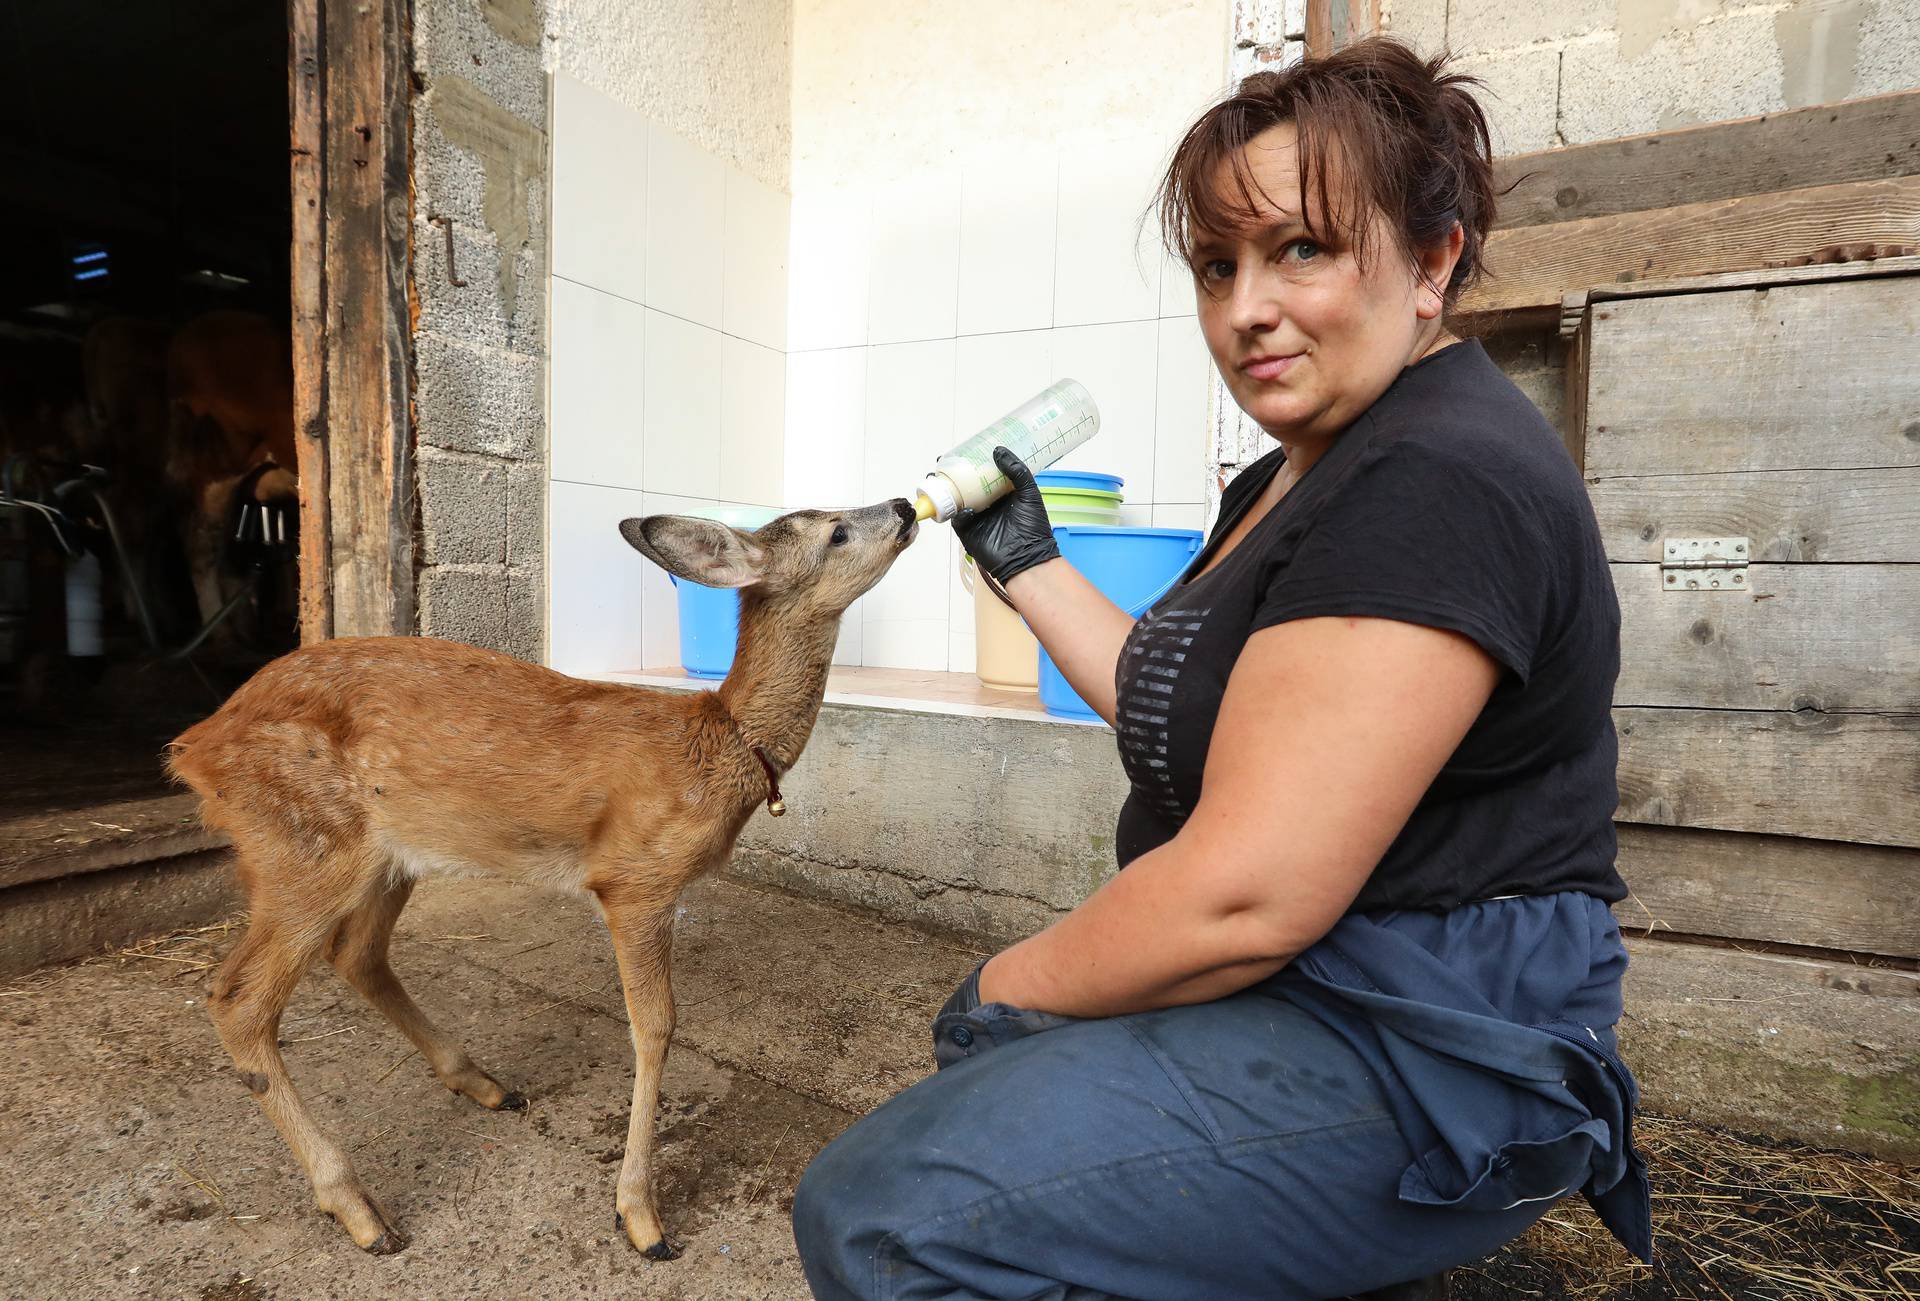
[0,0,297,828]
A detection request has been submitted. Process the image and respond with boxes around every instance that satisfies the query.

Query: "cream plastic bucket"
[960,556,1039,691]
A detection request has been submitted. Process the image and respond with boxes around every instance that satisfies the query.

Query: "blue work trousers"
[791,990,1554,1300]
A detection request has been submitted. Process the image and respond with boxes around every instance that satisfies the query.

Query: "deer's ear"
[619,516,767,589]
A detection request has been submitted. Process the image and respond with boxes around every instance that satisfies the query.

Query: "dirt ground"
[2,872,1913,1300]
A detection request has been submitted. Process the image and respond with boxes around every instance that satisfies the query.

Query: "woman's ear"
[1415,223,1467,320]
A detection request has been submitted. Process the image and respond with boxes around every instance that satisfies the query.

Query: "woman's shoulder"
[1361,342,1589,514]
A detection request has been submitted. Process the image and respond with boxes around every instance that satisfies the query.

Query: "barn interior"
[0,0,297,830]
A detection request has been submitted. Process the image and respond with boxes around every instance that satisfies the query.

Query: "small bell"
[767,795,786,817]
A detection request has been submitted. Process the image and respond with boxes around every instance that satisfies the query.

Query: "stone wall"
[1386,0,1920,155]
[412,0,551,661]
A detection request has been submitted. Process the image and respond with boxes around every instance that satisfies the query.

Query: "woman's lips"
[1241,353,1302,381]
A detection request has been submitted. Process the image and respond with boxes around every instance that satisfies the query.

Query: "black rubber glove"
[953,446,1060,589]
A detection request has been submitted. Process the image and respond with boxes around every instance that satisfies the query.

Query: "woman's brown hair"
[1155,37,1497,306]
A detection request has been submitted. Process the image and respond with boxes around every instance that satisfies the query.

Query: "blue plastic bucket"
[1038,525,1203,720]
[1034,469,1124,495]
[667,506,780,678]
[672,577,742,679]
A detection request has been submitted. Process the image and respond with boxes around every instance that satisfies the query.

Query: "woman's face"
[1191,123,1459,446]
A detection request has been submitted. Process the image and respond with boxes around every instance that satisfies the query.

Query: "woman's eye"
[1282,239,1321,263]
[830,523,849,546]
[1199,258,1235,283]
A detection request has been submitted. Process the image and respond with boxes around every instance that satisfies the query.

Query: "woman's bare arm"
[1002,558,1137,726]
[976,615,1501,1016]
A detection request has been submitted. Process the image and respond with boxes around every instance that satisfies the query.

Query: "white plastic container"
[913,379,1100,523]
[960,556,1039,691]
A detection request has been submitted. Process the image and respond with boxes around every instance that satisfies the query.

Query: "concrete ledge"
[0,793,220,891]
[730,699,1127,946]
[1622,937,1919,1163]
[0,848,239,979]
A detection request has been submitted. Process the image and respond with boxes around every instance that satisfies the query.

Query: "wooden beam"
[1612,564,1920,713]
[314,0,415,639]
[1580,252,1920,305]
[289,0,332,644]
[1614,824,1919,959]
[1581,273,1920,480]
[1494,91,1920,230]
[1459,175,1920,315]
[1591,469,1920,564]
[1305,0,1378,57]
[1614,706,1920,849]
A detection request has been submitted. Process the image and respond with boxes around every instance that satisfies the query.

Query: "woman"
[793,38,1651,1301]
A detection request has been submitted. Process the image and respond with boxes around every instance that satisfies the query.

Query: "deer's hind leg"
[324,876,525,1111]
[208,852,406,1253]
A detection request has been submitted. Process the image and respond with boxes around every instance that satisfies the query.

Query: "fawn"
[167,498,920,1257]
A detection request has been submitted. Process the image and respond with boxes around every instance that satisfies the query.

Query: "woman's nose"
[1226,271,1281,337]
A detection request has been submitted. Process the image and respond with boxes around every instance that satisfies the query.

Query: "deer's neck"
[715,591,840,770]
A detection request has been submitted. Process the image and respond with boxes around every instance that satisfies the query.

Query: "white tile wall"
[720,335,786,508]
[550,75,647,304]
[548,479,651,677]
[787,187,872,351]
[866,169,963,346]
[645,123,727,330]
[784,348,867,509]
[956,149,1058,337]
[547,83,789,676]
[549,277,647,490]
[641,309,725,499]
[724,169,791,350]
[1050,319,1161,497]
[1153,314,1212,506]
[1053,138,1165,328]
[862,340,956,668]
[952,330,1053,440]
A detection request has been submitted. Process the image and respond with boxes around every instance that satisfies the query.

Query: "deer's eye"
[829,523,849,546]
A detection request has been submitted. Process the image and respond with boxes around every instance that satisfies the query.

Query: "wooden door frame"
[289,0,415,642]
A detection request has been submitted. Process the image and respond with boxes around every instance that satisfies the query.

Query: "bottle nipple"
[913,495,938,523]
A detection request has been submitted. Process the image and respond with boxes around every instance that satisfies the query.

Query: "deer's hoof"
[497,1091,530,1111]
[365,1229,410,1256]
[614,1213,681,1261]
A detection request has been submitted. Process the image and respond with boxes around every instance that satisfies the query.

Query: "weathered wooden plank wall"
[1583,278,1920,479]
[1591,470,1920,563]
[1455,89,1920,319]
[1492,93,1920,231]
[1613,566,1920,712]
[289,0,332,643]
[1614,826,1917,959]
[289,0,415,641]
[1573,262,1920,959]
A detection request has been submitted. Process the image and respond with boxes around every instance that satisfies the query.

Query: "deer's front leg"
[595,886,681,1260]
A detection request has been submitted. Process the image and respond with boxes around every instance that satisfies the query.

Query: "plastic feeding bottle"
[912,379,1100,523]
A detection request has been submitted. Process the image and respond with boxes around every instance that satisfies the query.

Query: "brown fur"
[167,499,919,1256]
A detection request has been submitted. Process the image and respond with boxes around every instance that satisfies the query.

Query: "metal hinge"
[1662,537,1750,591]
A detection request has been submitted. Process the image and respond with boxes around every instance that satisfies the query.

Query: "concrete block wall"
[1386,0,1920,154]
[412,0,552,661]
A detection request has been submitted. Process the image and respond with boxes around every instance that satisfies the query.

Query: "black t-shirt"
[1114,339,1627,912]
